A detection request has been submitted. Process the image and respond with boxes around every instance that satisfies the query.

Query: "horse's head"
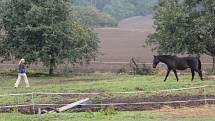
[153,55,160,68]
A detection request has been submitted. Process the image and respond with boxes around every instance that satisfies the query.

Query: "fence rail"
[0,98,215,109]
[91,61,213,65]
[0,84,214,97]
[0,84,214,113]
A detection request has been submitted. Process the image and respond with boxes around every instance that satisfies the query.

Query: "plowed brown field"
[80,15,213,72]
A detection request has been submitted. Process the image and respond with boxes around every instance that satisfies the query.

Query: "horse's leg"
[164,69,171,82]
[193,67,203,80]
[173,70,179,82]
[191,69,195,81]
[197,70,203,80]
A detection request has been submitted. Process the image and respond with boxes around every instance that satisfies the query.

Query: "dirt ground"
[1,94,215,114]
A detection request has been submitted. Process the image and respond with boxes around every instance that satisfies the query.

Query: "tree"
[0,0,99,75]
[103,0,136,21]
[94,0,111,10]
[147,0,215,73]
[71,0,91,6]
[71,0,111,10]
[71,6,117,27]
[132,0,159,16]
[71,0,159,21]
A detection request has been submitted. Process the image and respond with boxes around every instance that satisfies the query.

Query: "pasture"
[1,1,215,120]
[2,107,215,121]
[0,69,215,120]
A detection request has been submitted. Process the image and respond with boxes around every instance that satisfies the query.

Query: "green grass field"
[0,72,214,94]
[1,108,215,121]
[0,71,215,120]
[0,72,214,104]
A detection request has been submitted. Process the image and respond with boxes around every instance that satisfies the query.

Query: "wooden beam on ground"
[47,98,89,113]
[57,98,89,112]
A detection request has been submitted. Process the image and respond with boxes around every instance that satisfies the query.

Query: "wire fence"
[0,62,213,73]
[0,98,215,109]
[0,84,214,97]
[0,84,215,114]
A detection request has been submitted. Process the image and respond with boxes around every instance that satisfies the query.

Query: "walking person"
[14,58,30,88]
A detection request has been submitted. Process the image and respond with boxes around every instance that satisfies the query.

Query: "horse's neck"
[159,56,174,65]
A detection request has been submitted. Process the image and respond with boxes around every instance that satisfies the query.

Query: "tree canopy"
[72,0,159,21]
[103,0,136,21]
[0,0,99,74]
[147,0,215,72]
[72,0,111,10]
[131,0,159,16]
[72,6,117,27]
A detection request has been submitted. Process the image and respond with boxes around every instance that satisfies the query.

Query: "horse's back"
[173,57,189,69]
[157,55,200,70]
[174,56,199,70]
[184,57,199,63]
[183,57,200,68]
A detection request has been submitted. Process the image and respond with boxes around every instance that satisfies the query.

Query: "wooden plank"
[48,98,90,113]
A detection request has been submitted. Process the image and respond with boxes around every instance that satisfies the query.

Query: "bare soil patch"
[90,95,215,111]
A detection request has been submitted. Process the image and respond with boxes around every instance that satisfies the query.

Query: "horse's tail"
[198,58,202,71]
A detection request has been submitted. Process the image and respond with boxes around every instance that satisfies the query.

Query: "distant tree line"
[71,0,159,21]
[71,6,117,27]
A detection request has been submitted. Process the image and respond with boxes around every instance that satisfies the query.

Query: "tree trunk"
[212,56,215,74]
[49,57,55,75]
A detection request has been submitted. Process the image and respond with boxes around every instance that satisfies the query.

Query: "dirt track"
[1,95,215,114]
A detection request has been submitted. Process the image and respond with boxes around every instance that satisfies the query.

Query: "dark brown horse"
[153,55,203,82]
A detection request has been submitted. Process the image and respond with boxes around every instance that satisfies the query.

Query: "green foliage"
[0,0,99,74]
[131,0,159,16]
[103,0,136,21]
[147,0,215,56]
[147,0,215,72]
[94,0,111,10]
[99,106,117,116]
[72,6,117,27]
[72,0,92,6]
[147,0,191,54]
[72,0,158,21]
[72,0,111,10]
